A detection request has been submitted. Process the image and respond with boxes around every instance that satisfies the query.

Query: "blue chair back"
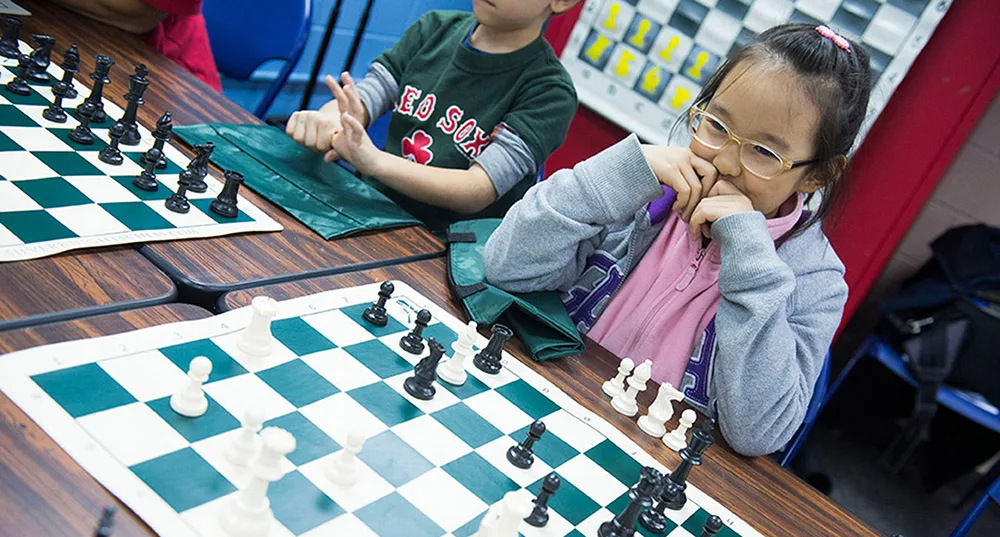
[950,476,1000,537]
[202,0,312,118]
[777,351,831,467]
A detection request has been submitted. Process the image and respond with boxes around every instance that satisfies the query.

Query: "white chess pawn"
[224,404,266,467]
[169,356,212,417]
[611,359,651,417]
[663,409,697,451]
[437,320,476,385]
[475,490,533,537]
[327,429,366,486]
[237,296,278,358]
[602,357,635,398]
[219,427,295,537]
[637,382,685,438]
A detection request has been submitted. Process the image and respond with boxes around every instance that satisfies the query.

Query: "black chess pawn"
[58,44,79,99]
[507,419,545,469]
[117,63,149,146]
[473,323,512,374]
[700,515,723,537]
[94,505,116,537]
[399,309,431,354]
[98,120,127,165]
[132,147,160,191]
[27,33,55,83]
[598,466,662,537]
[363,281,394,326]
[42,80,69,122]
[165,177,191,214]
[525,473,560,527]
[5,53,31,96]
[77,54,114,124]
[141,111,172,169]
[0,16,22,59]
[209,169,244,218]
[68,101,95,145]
[638,479,684,534]
[403,338,444,401]
[179,141,213,193]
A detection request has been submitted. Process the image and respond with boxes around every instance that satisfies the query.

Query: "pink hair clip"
[816,25,851,53]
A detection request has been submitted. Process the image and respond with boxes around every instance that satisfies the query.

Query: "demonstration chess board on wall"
[0,40,281,262]
[560,0,950,143]
[0,282,763,537]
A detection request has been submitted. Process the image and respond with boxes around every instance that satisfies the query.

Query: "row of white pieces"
[603,357,694,451]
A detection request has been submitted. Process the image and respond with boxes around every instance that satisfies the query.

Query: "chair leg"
[822,336,874,410]
[955,457,1000,509]
[949,483,997,537]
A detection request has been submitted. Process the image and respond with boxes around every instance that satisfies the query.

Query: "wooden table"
[222,258,881,537]
[15,0,445,303]
[0,303,214,537]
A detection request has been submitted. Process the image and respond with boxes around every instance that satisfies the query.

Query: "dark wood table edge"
[0,288,179,333]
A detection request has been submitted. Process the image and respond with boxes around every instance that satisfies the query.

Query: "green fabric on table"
[448,219,585,361]
[173,123,420,240]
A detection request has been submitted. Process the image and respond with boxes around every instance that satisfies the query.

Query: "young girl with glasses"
[483,24,873,456]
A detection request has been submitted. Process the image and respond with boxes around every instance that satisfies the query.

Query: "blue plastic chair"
[950,476,1000,537]
[777,351,831,467]
[202,0,312,118]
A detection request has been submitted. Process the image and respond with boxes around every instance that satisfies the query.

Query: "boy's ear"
[551,0,583,16]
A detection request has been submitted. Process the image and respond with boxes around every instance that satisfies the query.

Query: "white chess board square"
[299,392,389,446]
[78,150,145,176]
[603,43,645,87]
[0,180,43,211]
[190,428,295,490]
[391,414,473,467]
[180,493,296,537]
[595,0,636,41]
[298,454,394,513]
[77,402,189,467]
[16,104,81,129]
[659,76,700,113]
[301,348,381,392]
[1,126,73,151]
[694,10,742,56]
[794,0,841,21]
[397,468,487,532]
[465,359,519,390]
[744,0,794,33]
[303,309,377,348]
[0,224,23,246]
[62,175,141,204]
[211,329,298,374]
[863,3,917,55]
[0,151,56,180]
[48,204,130,236]
[542,409,607,453]
[695,0,717,7]
[384,372,461,414]
[636,0,680,25]
[475,436,553,488]
[664,491,702,525]
[553,453,629,506]
[376,332,429,365]
[98,350,189,401]
[577,508,617,536]
[202,373,296,423]
[649,28,694,71]
[463,390,534,435]
[300,513,380,537]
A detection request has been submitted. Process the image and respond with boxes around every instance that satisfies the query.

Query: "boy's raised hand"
[688,180,754,242]
[640,145,718,222]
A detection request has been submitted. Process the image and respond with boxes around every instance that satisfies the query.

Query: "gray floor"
[802,425,1000,537]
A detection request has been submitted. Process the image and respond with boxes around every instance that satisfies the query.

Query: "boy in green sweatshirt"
[287,1,580,230]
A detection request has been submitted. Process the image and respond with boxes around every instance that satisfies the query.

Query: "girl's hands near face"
[689,180,755,242]
[640,145,719,222]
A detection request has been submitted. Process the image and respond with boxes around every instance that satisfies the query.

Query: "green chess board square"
[31,363,137,418]
[123,151,183,174]
[527,473,601,526]
[257,359,339,408]
[269,470,345,534]
[0,130,23,151]
[189,197,254,224]
[272,317,336,355]
[431,403,502,449]
[347,382,423,427]
[439,371,490,400]
[3,65,54,86]
[130,447,236,513]
[342,339,412,378]
[452,512,487,537]
[264,412,340,466]
[50,128,109,151]
[511,423,579,468]
[585,440,644,487]
[357,430,434,488]
[33,151,103,176]
[355,492,443,537]
[2,85,52,106]
[111,176,170,200]
[681,508,739,537]
[442,452,519,505]
[423,323,458,352]
[14,177,90,208]
[495,380,560,420]
[0,104,39,127]
[100,202,174,231]
[146,394,240,443]
[340,303,408,337]
[0,210,77,243]
[159,339,248,382]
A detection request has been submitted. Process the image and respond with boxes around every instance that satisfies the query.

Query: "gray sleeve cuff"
[474,123,537,197]
[713,212,792,287]
[354,62,399,123]
[575,133,664,224]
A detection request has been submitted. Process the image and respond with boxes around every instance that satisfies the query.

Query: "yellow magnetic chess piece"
[613,49,637,78]
[628,19,653,49]
[603,3,621,31]
[658,35,681,63]
[640,67,661,93]
[686,51,710,81]
[669,86,692,109]
[585,34,613,63]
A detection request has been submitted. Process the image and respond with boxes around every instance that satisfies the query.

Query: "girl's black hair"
[687,23,872,235]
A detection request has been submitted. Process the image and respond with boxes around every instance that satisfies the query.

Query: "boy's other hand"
[286,110,341,157]
[640,145,718,223]
[329,113,382,175]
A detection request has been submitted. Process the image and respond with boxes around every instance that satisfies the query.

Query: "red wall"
[544,2,1000,332]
